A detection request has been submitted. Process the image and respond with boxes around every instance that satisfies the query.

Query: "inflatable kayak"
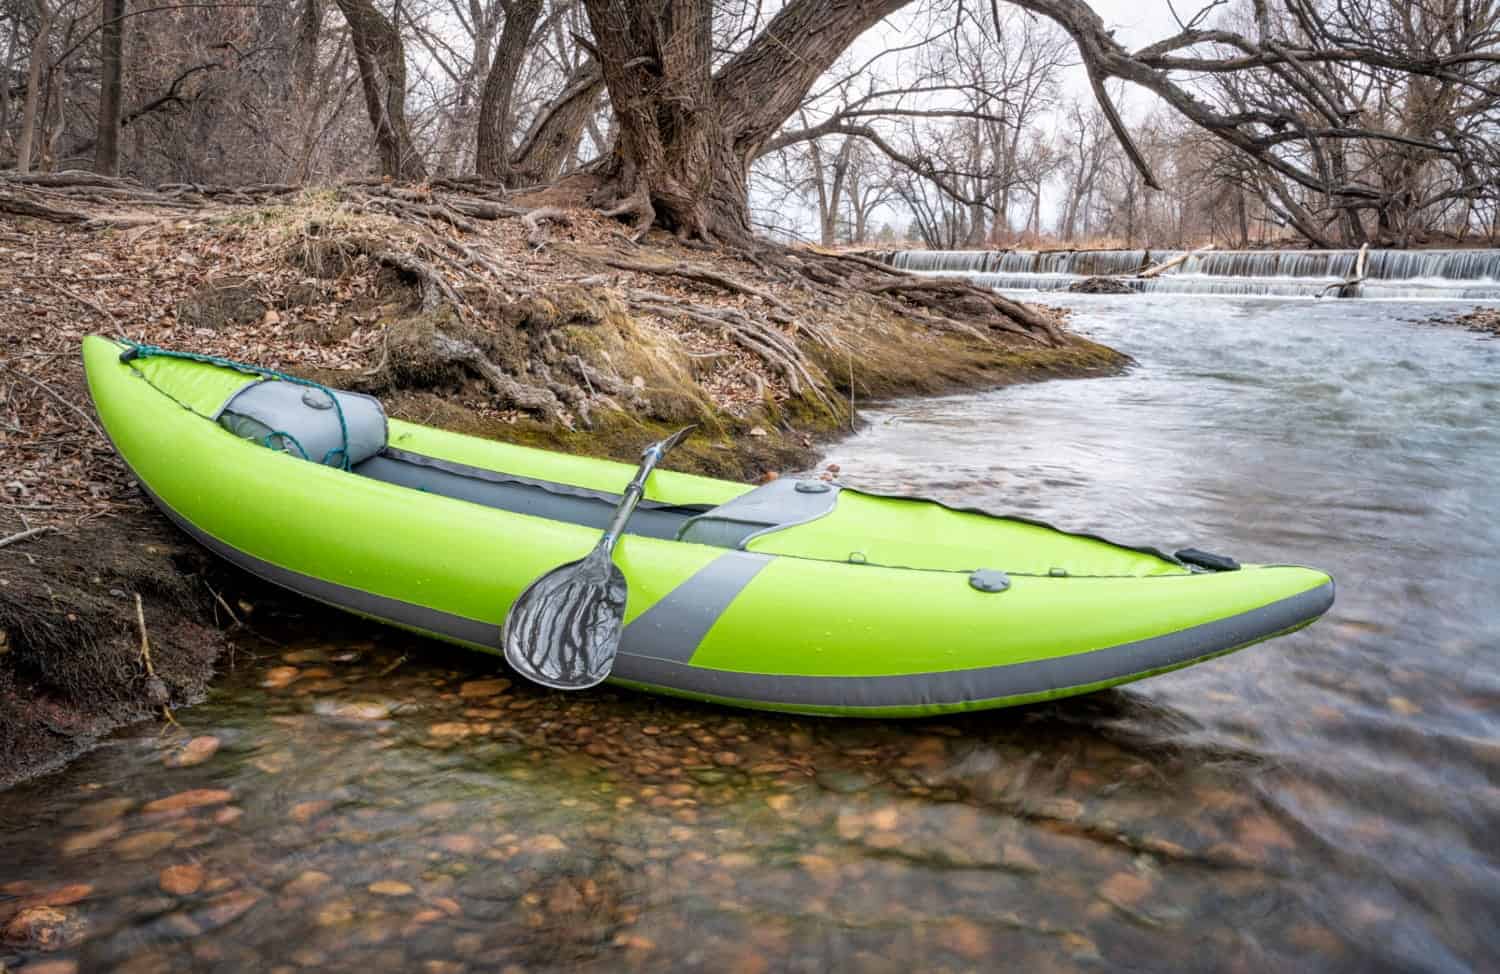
[83,336,1334,717]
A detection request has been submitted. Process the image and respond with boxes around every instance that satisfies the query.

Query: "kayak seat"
[676,477,841,548]
[219,379,387,468]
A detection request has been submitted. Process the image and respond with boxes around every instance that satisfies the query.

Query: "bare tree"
[335,0,426,179]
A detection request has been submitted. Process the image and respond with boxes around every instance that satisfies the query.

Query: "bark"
[94,0,126,176]
[474,0,543,182]
[335,0,427,180]
[15,0,53,174]
[581,0,906,242]
[509,58,604,185]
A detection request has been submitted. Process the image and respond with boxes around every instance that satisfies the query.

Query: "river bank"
[0,191,1121,789]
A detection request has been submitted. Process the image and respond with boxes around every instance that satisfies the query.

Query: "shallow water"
[3,297,1498,972]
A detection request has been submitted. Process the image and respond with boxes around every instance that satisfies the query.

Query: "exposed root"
[523,207,571,250]
[424,329,574,429]
[0,526,52,550]
[599,255,798,319]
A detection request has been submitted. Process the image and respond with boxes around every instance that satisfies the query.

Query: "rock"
[281,649,329,664]
[198,890,263,930]
[67,796,135,827]
[143,789,234,814]
[164,735,221,768]
[437,834,482,855]
[160,864,205,895]
[283,870,332,896]
[114,830,179,860]
[428,722,474,739]
[316,698,395,721]
[289,800,334,824]
[2,905,84,950]
[797,854,839,881]
[368,880,414,896]
[1098,870,1153,907]
[815,770,873,794]
[60,823,123,856]
[523,834,567,854]
[938,918,990,960]
[458,678,511,699]
[1387,696,1421,716]
[1067,275,1135,294]
[212,806,244,827]
[261,666,300,688]
[25,884,94,907]
[689,769,729,785]
[712,751,741,767]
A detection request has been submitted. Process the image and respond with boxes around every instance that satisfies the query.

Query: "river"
[2,294,1497,972]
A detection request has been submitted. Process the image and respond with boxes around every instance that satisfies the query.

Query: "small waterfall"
[881,247,1500,299]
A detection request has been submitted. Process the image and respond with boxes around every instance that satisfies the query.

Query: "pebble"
[283,870,332,896]
[1,905,83,950]
[523,834,568,854]
[143,789,233,814]
[159,864,205,895]
[67,796,135,827]
[712,751,742,767]
[60,823,124,855]
[368,880,414,896]
[197,889,263,930]
[1098,870,1153,907]
[164,735,221,768]
[289,800,334,824]
[428,722,474,739]
[261,666,300,688]
[815,770,873,794]
[114,830,179,860]
[458,678,511,698]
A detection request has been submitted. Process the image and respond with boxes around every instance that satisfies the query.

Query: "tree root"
[425,330,574,429]
[600,255,799,319]
[522,207,571,250]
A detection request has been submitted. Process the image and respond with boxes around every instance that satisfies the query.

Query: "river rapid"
[2,295,1497,972]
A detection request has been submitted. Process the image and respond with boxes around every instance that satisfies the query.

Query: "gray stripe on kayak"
[617,552,773,662]
[611,581,1335,708]
[126,456,1333,710]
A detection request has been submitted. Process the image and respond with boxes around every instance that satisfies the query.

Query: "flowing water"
[887,247,1500,300]
[3,297,1499,972]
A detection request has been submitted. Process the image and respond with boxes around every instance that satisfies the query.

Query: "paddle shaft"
[599,441,667,552]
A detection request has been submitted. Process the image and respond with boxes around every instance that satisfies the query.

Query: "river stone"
[159,864,205,895]
[815,769,874,794]
[143,789,233,814]
[164,735,220,768]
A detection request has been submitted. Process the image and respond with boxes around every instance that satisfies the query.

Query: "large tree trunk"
[15,0,54,174]
[474,0,543,182]
[581,0,905,243]
[509,58,603,185]
[335,0,426,180]
[94,0,125,175]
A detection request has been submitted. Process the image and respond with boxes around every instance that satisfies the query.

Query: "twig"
[135,592,157,678]
[0,361,108,440]
[378,653,408,677]
[45,279,119,323]
[0,526,52,549]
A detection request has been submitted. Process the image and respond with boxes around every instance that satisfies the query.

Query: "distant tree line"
[3,0,1496,248]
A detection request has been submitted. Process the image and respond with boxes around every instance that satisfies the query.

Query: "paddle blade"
[501,545,627,690]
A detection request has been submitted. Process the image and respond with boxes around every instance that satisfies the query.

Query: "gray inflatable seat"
[219,380,386,467]
[676,477,841,548]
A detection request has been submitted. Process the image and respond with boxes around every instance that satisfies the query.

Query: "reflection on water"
[3,297,1498,971]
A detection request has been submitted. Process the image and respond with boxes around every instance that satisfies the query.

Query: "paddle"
[502,426,696,690]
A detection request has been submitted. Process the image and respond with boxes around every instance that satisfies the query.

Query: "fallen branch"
[1137,244,1214,279]
[0,526,53,549]
[1317,242,1369,299]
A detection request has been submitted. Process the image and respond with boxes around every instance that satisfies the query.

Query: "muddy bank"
[1,190,1125,788]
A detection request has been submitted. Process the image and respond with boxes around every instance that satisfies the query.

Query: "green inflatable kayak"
[83,336,1334,717]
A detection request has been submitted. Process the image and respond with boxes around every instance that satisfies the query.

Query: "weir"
[884,248,1500,299]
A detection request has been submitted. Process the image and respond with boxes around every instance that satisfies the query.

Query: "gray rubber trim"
[611,580,1335,708]
[617,552,773,662]
[357,448,708,541]
[677,477,842,548]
